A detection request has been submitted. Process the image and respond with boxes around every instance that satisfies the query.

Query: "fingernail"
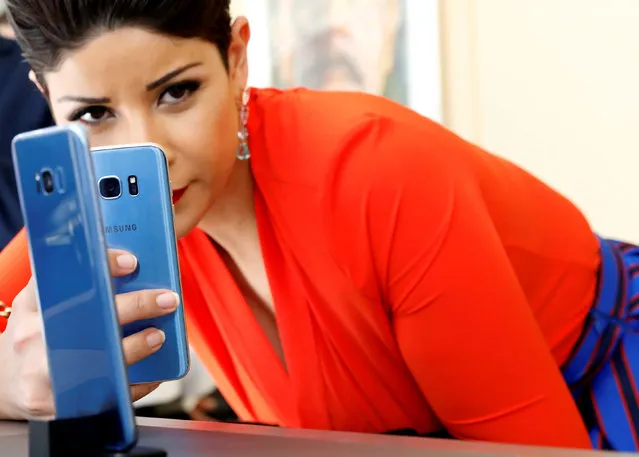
[146,330,165,349]
[116,254,137,270]
[156,292,179,310]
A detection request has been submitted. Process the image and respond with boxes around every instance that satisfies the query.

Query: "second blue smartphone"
[12,125,137,452]
[92,144,189,384]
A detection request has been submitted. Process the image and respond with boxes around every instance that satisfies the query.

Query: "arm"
[0,228,31,332]
[325,115,591,448]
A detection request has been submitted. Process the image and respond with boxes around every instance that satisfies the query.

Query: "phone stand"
[29,415,167,457]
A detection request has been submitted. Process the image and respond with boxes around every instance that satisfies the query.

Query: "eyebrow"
[146,62,203,91]
[57,95,111,104]
[56,62,203,103]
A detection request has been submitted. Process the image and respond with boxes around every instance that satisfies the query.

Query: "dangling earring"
[236,87,251,161]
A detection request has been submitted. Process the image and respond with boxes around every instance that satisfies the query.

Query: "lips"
[172,187,186,205]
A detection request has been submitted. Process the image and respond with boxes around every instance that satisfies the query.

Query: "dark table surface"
[0,417,626,457]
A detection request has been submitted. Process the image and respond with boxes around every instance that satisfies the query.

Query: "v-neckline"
[203,185,309,416]
[190,88,328,426]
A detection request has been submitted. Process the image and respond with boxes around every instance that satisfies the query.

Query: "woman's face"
[43,20,250,238]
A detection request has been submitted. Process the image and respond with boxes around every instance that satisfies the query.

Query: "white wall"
[440,0,639,242]
[404,0,444,121]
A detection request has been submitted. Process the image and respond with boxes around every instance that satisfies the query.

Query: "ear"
[227,16,251,97]
[28,70,46,94]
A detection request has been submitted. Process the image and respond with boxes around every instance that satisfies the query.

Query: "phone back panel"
[92,145,189,383]
[12,125,137,451]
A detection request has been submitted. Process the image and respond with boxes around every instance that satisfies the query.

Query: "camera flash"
[128,175,139,196]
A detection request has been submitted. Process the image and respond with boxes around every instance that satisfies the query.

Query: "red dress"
[1,88,599,448]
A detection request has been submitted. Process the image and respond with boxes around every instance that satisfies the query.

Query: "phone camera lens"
[41,170,54,195]
[99,177,121,199]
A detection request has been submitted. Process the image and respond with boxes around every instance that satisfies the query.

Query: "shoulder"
[249,89,490,300]
[250,87,475,250]
[318,107,465,283]
[250,87,463,188]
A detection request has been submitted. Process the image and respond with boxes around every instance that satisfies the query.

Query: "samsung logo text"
[104,224,138,234]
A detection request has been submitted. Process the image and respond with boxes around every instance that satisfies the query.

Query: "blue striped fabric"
[562,236,639,451]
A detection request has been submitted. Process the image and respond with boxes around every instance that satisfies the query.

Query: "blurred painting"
[233,0,442,121]
[266,0,405,103]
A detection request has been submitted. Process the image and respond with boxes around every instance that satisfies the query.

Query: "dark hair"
[6,0,232,80]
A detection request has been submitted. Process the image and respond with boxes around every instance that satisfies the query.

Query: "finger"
[121,328,165,366]
[107,249,138,277]
[116,289,179,326]
[197,396,218,413]
[189,407,215,422]
[10,313,43,354]
[22,389,54,420]
[11,278,37,314]
[20,342,54,419]
[131,382,161,403]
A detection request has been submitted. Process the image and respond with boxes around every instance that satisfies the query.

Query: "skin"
[0,21,14,38]
[0,251,164,418]
[0,17,279,419]
[45,23,250,241]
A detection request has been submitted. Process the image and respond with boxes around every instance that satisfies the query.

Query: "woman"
[0,0,634,451]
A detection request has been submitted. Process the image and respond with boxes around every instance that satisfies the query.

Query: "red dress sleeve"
[0,229,31,332]
[325,115,591,448]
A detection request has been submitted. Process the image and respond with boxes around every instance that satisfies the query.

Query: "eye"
[68,106,112,125]
[158,81,201,106]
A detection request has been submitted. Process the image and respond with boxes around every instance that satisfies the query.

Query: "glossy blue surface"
[12,125,137,452]
[93,144,189,384]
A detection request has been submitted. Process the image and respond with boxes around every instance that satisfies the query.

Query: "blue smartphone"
[92,144,189,384]
[12,125,137,452]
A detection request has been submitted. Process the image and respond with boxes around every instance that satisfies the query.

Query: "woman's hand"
[0,249,179,420]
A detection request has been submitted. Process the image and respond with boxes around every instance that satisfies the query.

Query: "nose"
[125,117,177,166]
